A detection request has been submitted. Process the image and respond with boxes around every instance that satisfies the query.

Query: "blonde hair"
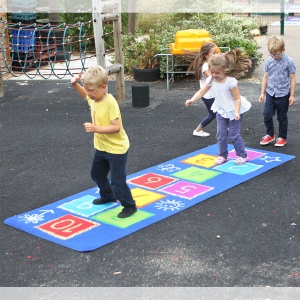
[184,42,217,80]
[267,35,285,53]
[81,65,108,86]
[208,48,251,79]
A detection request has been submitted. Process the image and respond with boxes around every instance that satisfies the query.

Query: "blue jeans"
[91,150,135,207]
[263,92,290,139]
[199,97,216,128]
[216,113,247,159]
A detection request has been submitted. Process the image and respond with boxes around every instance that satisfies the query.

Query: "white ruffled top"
[207,76,251,120]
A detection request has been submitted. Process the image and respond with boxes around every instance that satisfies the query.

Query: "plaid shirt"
[265,53,296,97]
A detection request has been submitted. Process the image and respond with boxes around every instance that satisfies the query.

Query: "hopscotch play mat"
[4,144,295,252]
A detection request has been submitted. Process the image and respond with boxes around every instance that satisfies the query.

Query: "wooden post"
[92,0,106,68]
[92,0,125,101]
[112,2,125,101]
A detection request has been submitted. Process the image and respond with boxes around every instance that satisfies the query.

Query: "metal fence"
[234,0,300,35]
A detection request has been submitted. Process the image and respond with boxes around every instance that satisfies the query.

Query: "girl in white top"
[184,43,217,137]
[185,49,252,165]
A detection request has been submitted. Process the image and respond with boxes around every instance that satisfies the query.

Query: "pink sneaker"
[215,156,227,165]
[234,156,248,165]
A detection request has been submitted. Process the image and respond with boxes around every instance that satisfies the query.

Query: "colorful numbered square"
[58,195,118,217]
[92,207,154,229]
[228,149,266,161]
[128,172,177,190]
[159,180,213,199]
[131,187,166,208]
[172,166,221,183]
[37,214,100,240]
[182,153,217,168]
[213,160,263,175]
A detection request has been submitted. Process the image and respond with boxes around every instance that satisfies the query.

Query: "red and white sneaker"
[275,138,287,147]
[260,135,275,145]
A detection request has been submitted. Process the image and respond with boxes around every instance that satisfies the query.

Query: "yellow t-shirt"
[87,94,129,154]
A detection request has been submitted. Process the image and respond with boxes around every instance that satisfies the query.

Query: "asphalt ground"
[1,76,300,288]
[1,25,300,291]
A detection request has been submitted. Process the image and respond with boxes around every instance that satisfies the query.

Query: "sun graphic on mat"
[155,199,185,211]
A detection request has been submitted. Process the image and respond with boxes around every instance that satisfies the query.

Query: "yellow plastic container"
[169,29,215,55]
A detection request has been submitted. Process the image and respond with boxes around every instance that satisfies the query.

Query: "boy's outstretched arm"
[259,72,268,103]
[71,73,87,100]
[289,73,296,105]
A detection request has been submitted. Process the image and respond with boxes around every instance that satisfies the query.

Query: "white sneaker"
[193,130,210,137]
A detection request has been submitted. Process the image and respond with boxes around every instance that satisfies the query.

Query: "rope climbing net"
[0,20,96,79]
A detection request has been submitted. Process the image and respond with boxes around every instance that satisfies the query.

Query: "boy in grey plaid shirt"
[259,35,296,147]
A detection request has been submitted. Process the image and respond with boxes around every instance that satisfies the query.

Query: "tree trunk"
[49,13,60,23]
[128,13,136,35]
[127,0,137,34]
[49,0,60,23]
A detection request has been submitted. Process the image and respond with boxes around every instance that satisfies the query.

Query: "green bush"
[213,33,262,60]
[122,13,263,78]
[122,30,161,72]
[57,12,262,78]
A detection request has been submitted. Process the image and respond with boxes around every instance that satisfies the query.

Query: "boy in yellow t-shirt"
[71,66,137,218]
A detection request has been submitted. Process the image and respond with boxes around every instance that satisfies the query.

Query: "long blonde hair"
[183,42,217,80]
[209,48,251,79]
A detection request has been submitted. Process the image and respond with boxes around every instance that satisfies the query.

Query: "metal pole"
[280,0,285,35]
[0,0,7,97]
